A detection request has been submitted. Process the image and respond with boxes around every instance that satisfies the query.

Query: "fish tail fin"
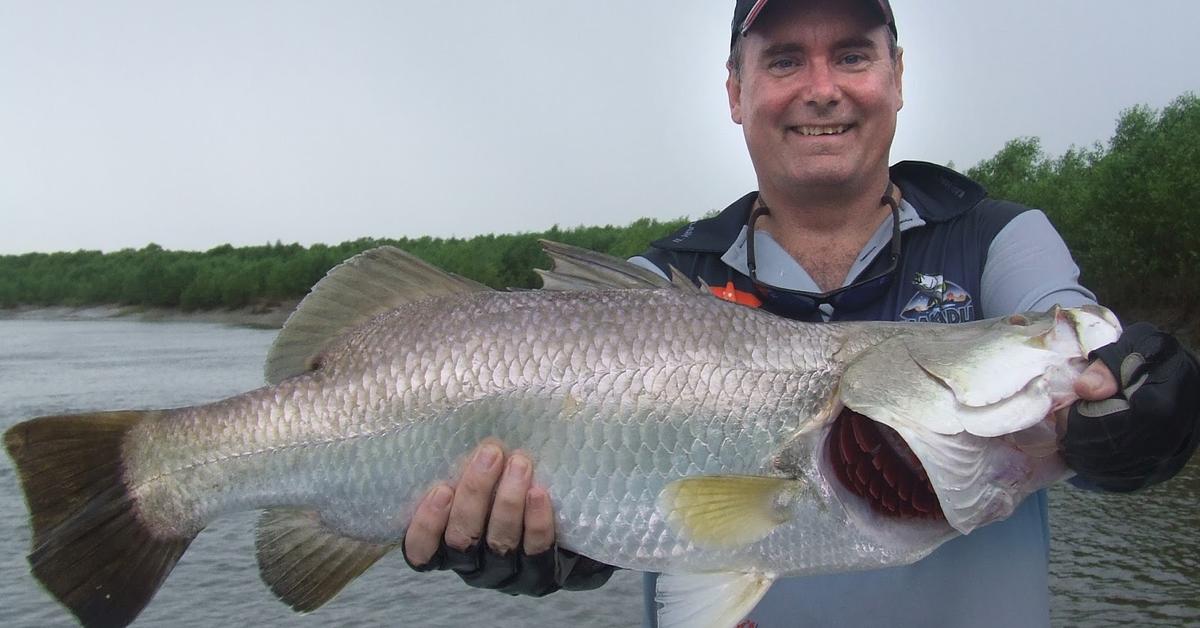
[4,411,195,628]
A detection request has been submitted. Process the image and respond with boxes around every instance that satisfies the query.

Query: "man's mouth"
[789,124,853,136]
[829,408,945,521]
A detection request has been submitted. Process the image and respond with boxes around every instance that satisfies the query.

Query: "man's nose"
[800,63,841,108]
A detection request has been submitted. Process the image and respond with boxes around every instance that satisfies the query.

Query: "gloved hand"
[1063,322,1200,492]
[402,441,616,596]
[403,536,615,596]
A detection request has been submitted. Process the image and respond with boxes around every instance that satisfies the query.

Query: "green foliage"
[968,93,1199,330]
[4,92,1195,337]
[0,217,689,310]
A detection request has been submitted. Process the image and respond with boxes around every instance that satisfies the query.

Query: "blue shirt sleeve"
[979,210,1097,317]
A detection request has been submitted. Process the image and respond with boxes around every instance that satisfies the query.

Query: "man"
[403,1,1200,625]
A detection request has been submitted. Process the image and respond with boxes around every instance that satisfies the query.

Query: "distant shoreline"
[0,301,298,330]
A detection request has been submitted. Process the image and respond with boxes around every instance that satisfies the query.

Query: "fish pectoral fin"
[655,571,775,628]
[264,246,491,384]
[658,476,800,549]
[255,508,395,613]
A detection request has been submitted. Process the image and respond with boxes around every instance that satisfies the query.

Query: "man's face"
[727,0,904,197]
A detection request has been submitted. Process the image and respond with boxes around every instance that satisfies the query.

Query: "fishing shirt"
[630,161,1096,628]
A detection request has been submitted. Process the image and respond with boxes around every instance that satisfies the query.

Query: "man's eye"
[769,58,798,71]
[841,53,867,65]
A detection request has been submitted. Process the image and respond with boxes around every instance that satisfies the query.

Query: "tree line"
[2,93,1196,337]
[0,220,687,311]
[966,93,1198,337]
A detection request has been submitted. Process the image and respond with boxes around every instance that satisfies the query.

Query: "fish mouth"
[828,408,945,522]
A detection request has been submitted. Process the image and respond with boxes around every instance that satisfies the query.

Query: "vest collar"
[653,161,988,253]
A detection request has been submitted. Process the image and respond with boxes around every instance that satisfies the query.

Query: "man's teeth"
[793,125,850,136]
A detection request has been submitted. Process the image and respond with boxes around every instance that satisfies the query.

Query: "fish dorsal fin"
[255,508,394,612]
[656,571,776,628]
[657,475,802,549]
[265,246,490,384]
[535,239,699,292]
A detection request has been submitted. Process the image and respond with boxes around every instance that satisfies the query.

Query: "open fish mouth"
[828,408,946,522]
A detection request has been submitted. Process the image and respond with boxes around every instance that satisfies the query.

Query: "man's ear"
[894,47,905,112]
[727,62,744,124]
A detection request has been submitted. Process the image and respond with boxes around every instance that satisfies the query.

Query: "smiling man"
[402,1,1200,626]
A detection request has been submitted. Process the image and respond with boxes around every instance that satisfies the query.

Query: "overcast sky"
[1,1,1197,255]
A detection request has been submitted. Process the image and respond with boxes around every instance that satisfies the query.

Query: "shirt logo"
[900,273,974,323]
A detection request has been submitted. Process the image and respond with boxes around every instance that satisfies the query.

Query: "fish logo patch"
[900,273,974,323]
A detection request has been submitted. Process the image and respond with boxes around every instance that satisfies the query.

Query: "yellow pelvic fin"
[658,475,801,549]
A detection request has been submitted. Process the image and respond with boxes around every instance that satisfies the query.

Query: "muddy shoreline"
[0,301,299,330]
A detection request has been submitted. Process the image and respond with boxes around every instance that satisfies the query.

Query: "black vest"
[639,161,1032,323]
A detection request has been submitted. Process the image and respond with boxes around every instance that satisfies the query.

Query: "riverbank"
[0,301,298,330]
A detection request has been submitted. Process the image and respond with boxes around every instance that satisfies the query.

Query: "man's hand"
[1072,361,1119,401]
[1063,322,1200,492]
[402,441,616,596]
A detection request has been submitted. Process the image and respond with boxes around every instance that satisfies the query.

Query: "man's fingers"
[1075,361,1119,401]
[485,454,532,555]
[444,442,504,550]
[523,485,555,555]
[404,483,453,566]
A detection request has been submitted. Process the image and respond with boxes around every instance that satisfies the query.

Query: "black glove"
[1063,322,1200,492]
[402,534,616,597]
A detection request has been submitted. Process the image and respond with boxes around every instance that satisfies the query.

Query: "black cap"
[731,0,897,45]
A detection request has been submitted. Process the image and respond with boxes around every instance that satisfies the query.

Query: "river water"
[0,319,1195,627]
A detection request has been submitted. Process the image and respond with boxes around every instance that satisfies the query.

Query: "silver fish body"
[4,243,1123,628]
[130,289,884,568]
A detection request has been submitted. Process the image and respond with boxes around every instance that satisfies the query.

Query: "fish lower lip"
[829,409,945,521]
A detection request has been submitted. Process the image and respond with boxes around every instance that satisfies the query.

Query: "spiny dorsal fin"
[255,509,394,613]
[536,239,700,292]
[265,246,490,384]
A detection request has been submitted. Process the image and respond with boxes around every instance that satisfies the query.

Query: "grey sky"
[1,1,1196,255]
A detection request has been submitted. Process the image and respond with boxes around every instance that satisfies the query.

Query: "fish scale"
[3,242,1121,628]
[121,290,851,565]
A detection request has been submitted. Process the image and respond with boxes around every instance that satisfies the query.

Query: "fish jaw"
[888,422,1067,534]
[820,406,1066,539]
[836,306,1122,535]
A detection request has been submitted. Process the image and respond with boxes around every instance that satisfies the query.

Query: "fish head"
[831,305,1122,536]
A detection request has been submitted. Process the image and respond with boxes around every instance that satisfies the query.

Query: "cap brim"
[737,0,897,41]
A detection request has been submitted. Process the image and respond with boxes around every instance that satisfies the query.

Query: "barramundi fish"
[4,241,1121,628]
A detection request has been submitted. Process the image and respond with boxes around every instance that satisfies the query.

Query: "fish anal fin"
[255,508,394,613]
[265,246,490,384]
[658,475,800,549]
[4,410,195,628]
[656,571,775,628]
